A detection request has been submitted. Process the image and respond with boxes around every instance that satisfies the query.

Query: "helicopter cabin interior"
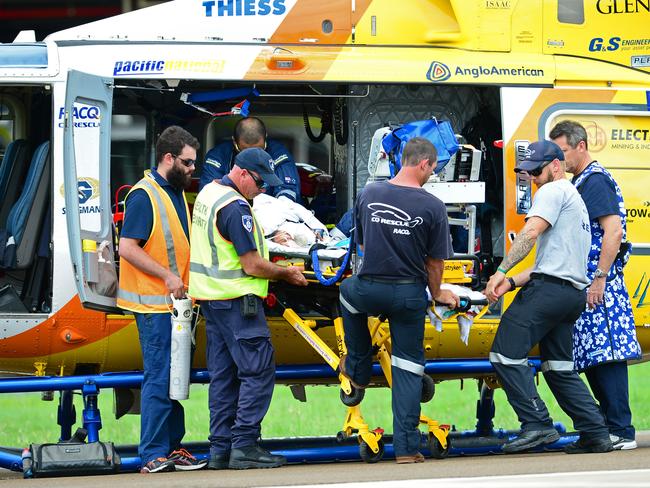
[0,79,504,314]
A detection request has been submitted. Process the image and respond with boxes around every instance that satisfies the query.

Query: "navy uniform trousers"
[489,274,609,440]
[134,312,185,464]
[340,275,428,457]
[585,361,634,440]
[202,296,275,457]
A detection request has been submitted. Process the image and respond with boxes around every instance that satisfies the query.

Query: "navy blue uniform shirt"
[572,166,619,220]
[200,139,301,202]
[355,181,452,282]
[214,175,258,256]
[121,169,189,243]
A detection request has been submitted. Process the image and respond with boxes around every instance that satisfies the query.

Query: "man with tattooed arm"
[484,140,613,455]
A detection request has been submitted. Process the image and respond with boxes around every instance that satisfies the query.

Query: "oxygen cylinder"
[169,295,193,400]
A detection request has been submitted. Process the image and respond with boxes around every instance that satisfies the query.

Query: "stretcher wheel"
[421,375,435,403]
[340,385,365,407]
[359,439,384,463]
[428,433,450,459]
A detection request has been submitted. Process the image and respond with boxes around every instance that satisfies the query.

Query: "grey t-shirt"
[526,178,591,289]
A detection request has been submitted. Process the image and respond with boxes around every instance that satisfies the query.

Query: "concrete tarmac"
[2,432,649,487]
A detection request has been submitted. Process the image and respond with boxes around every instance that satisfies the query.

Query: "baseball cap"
[234,147,282,187]
[515,140,564,173]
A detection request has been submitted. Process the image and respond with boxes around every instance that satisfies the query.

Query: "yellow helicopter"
[0,0,649,470]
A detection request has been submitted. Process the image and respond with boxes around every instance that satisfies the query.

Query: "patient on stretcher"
[253,194,339,252]
[268,229,323,248]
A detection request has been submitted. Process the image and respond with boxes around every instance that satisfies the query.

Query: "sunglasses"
[173,155,196,167]
[247,170,268,190]
[519,160,552,177]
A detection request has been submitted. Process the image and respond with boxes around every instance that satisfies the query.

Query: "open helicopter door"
[63,70,120,312]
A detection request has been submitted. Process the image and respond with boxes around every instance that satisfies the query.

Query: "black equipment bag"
[30,441,121,477]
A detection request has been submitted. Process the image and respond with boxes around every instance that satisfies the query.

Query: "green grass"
[1,362,650,447]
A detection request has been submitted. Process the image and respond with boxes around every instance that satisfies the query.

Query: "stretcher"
[266,244,489,462]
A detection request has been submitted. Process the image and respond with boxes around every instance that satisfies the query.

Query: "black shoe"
[228,445,287,469]
[208,452,230,470]
[502,428,560,454]
[168,449,208,471]
[610,435,637,450]
[140,457,176,474]
[564,436,613,454]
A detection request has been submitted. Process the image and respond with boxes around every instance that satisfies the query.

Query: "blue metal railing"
[0,358,549,473]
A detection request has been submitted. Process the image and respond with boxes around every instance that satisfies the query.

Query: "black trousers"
[490,275,609,440]
[202,297,275,455]
[585,361,634,439]
[340,275,428,457]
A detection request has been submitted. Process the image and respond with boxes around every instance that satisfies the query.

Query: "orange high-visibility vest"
[117,171,190,313]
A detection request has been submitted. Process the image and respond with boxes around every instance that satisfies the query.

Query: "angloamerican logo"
[427,60,545,82]
[426,61,451,82]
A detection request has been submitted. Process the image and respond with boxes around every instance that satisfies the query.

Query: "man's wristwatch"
[594,268,607,279]
[507,277,517,291]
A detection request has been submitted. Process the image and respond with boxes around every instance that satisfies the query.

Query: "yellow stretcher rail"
[272,256,488,461]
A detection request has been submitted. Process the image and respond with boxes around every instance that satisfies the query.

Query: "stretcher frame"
[268,251,489,462]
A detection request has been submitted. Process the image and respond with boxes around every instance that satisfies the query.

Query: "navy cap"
[515,140,564,173]
[234,147,282,187]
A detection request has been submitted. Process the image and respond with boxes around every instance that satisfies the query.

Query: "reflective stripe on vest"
[189,190,247,280]
[141,178,179,276]
[116,289,169,306]
[117,171,190,312]
[189,182,268,300]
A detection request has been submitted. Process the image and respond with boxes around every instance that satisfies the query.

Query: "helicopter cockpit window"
[110,114,146,203]
[557,0,584,24]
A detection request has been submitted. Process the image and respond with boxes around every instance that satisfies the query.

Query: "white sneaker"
[610,434,637,450]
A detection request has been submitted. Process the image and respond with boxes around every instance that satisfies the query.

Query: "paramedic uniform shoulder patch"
[242,215,253,232]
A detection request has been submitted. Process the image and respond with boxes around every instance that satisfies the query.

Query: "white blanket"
[253,194,348,271]
[253,194,329,248]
